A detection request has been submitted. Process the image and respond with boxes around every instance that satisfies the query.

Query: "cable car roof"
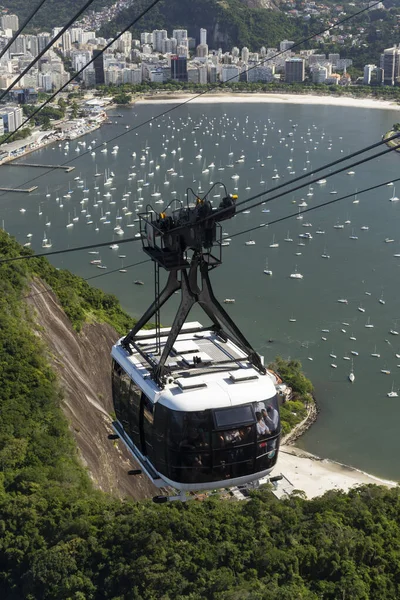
[112,322,277,412]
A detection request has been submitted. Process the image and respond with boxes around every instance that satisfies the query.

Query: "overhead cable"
[0,0,381,154]
[1,136,399,265]
[0,0,97,104]
[0,0,49,61]
[0,0,164,145]
[22,258,151,301]
[229,176,400,240]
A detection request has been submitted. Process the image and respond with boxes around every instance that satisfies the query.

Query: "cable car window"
[111,360,123,415]
[167,410,211,450]
[141,394,154,460]
[214,405,255,430]
[117,367,132,433]
[254,397,280,437]
[128,380,141,447]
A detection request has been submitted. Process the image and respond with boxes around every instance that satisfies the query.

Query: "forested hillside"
[100,0,299,50]
[2,229,400,599]
[0,0,113,31]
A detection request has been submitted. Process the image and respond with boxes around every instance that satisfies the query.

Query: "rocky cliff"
[26,278,160,500]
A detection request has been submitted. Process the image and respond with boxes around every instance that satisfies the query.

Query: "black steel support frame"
[122,253,266,386]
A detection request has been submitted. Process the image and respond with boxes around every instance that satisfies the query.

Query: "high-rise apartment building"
[196,44,208,58]
[200,28,207,46]
[173,30,188,47]
[1,14,19,32]
[93,51,105,84]
[285,58,305,83]
[381,46,400,86]
[152,30,167,52]
[170,55,187,81]
[37,32,51,53]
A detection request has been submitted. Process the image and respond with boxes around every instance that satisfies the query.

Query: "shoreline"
[135,92,400,111]
[276,397,397,498]
[276,445,397,499]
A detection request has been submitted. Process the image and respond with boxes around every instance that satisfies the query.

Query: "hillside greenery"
[3,229,400,599]
[0,0,113,32]
[100,0,300,50]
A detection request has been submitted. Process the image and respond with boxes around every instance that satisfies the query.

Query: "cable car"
[111,186,281,498]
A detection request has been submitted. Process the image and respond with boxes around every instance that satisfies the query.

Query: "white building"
[247,65,275,83]
[312,65,328,84]
[200,28,207,46]
[241,47,249,64]
[221,65,240,83]
[141,32,153,45]
[280,40,295,52]
[173,29,188,47]
[152,30,167,52]
[1,14,19,32]
[161,38,177,54]
[70,28,83,44]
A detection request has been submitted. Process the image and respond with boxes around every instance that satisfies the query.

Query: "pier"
[0,186,38,193]
[5,163,75,172]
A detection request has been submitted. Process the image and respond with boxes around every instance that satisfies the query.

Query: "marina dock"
[0,186,38,193]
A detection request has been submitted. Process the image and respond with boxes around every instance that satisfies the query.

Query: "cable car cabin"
[111,321,281,492]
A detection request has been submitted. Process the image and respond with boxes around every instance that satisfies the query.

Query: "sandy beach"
[272,444,397,499]
[136,92,400,111]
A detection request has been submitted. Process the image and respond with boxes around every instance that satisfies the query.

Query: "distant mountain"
[101,0,299,51]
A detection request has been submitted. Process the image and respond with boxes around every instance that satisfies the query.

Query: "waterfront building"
[247,65,275,83]
[221,65,240,83]
[312,65,328,84]
[170,55,187,81]
[285,58,305,83]
[381,46,400,86]
[363,64,376,85]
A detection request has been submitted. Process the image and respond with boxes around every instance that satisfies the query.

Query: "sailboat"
[389,321,399,335]
[379,292,385,305]
[321,247,330,259]
[269,235,279,248]
[284,231,293,242]
[365,317,374,328]
[349,360,355,383]
[290,266,303,279]
[263,258,272,276]
[371,345,380,358]
[387,383,398,398]
[390,187,399,202]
